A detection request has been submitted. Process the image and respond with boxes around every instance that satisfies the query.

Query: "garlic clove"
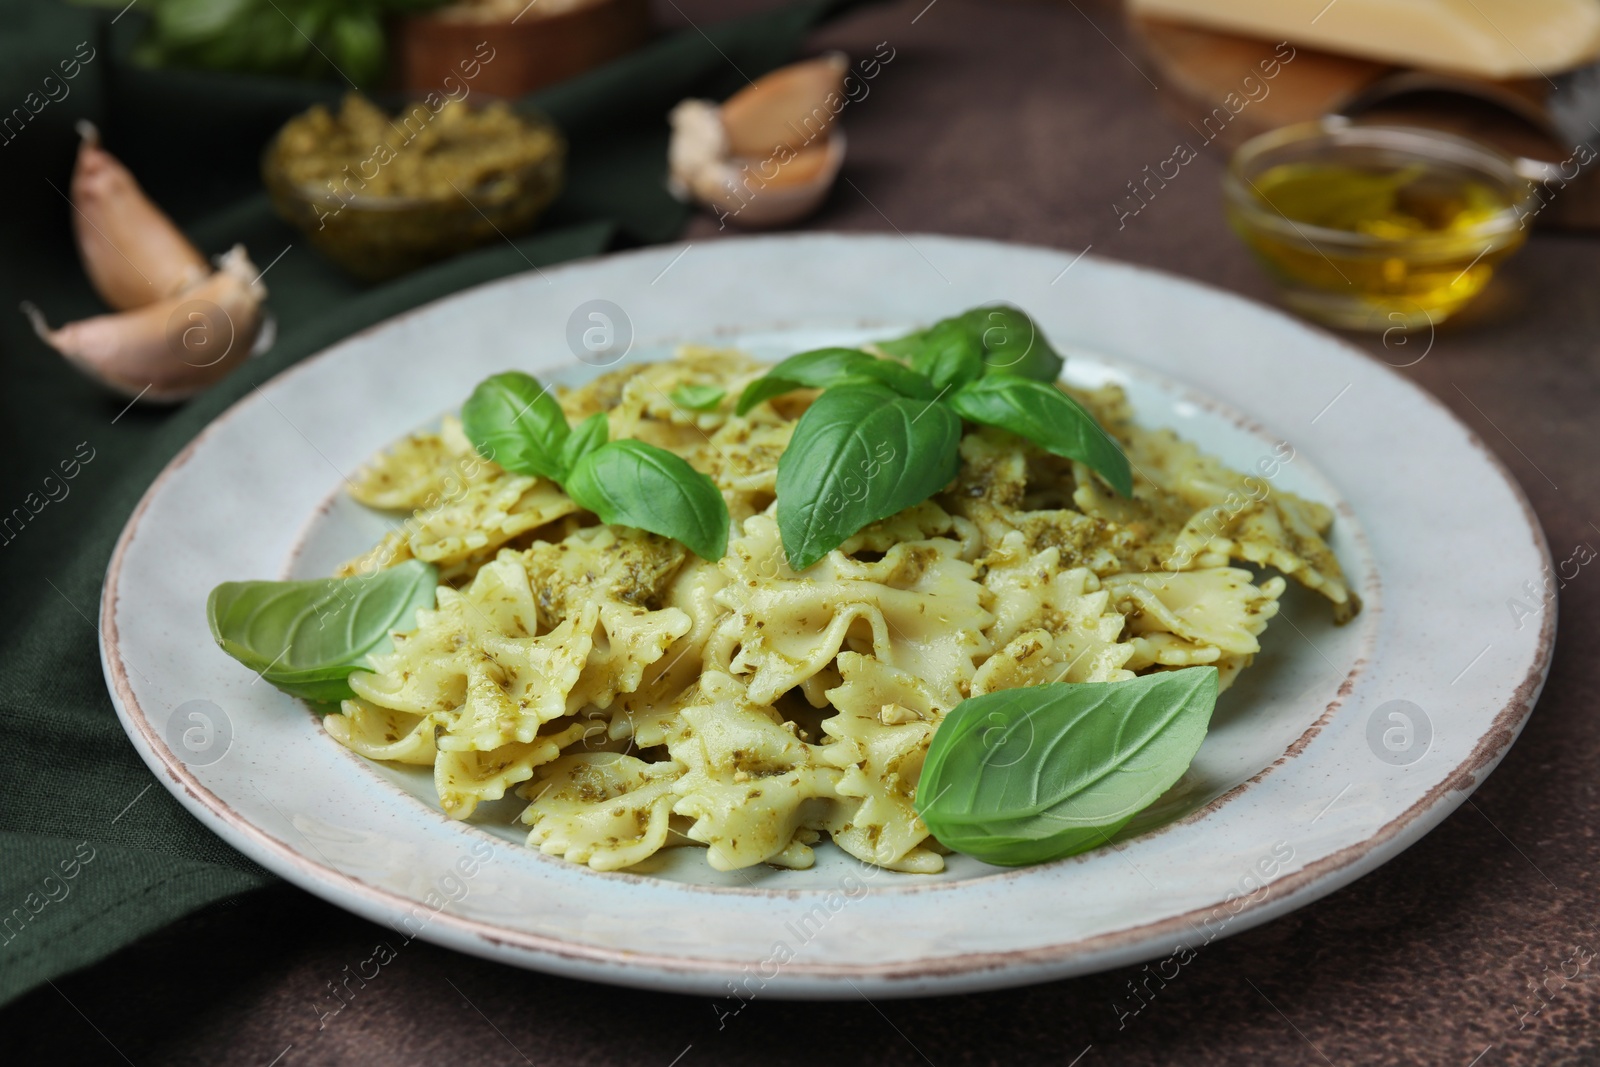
[761,140,835,190]
[71,120,210,312]
[720,53,848,158]
[25,244,267,403]
[688,130,847,230]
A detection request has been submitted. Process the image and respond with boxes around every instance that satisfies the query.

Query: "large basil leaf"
[775,384,963,570]
[915,667,1219,866]
[460,371,570,481]
[949,375,1134,496]
[207,559,439,703]
[960,305,1063,383]
[565,440,730,560]
[736,347,935,415]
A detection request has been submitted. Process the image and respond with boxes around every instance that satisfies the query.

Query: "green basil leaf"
[775,384,963,570]
[461,371,570,481]
[949,375,1133,497]
[669,384,727,412]
[560,412,609,473]
[904,319,984,391]
[736,347,935,415]
[960,305,1063,383]
[565,440,730,560]
[879,305,1063,388]
[915,667,1219,866]
[207,559,438,703]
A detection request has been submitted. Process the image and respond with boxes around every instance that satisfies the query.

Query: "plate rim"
[99,231,1557,994]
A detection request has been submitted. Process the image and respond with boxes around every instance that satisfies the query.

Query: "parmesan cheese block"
[1127,0,1600,80]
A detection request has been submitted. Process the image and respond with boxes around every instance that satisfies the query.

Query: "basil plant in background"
[739,304,1134,571]
[77,0,450,86]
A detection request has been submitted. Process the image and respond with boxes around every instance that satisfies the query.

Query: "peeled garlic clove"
[25,244,267,402]
[720,52,848,158]
[71,120,210,312]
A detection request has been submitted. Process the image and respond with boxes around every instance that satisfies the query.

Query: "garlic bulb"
[668,54,849,230]
[71,121,210,312]
[25,245,267,402]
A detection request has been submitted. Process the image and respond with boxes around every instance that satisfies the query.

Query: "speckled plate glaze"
[101,234,1554,999]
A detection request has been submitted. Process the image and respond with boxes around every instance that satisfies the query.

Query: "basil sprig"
[739,305,1130,570]
[461,371,729,560]
[915,667,1219,866]
[207,559,439,703]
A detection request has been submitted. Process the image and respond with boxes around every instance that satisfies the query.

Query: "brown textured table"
[10,1,1600,1063]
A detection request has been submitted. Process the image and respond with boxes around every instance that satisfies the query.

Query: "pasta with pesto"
[322,345,1358,874]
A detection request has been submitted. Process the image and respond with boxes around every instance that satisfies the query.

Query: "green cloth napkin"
[0,0,855,1006]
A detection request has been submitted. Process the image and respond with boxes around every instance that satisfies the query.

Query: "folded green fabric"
[0,0,856,1006]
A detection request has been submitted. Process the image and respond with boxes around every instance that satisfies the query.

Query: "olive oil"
[1229,159,1526,330]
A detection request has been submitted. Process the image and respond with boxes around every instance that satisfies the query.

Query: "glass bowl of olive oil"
[1225,119,1537,331]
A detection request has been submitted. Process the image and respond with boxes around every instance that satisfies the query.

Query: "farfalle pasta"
[321,348,1357,873]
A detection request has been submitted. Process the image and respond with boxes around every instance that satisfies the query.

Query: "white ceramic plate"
[101,234,1554,998]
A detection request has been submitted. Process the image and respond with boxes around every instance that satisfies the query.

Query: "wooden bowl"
[390,0,652,100]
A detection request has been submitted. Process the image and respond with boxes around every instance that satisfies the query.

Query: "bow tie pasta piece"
[1212,494,1355,622]
[975,532,1138,692]
[944,429,1138,576]
[819,652,948,873]
[347,414,481,511]
[324,699,441,765]
[341,474,579,583]
[519,526,690,623]
[714,513,994,708]
[667,672,840,871]
[562,604,693,716]
[606,556,730,749]
[520,753,682,871]
[837,501,984,561]
[349,555,592,748]
[1102,569,1284,657]
[567,347,770,458]
[348,586,476,717]
[515,528,694,714]
[442,605,597,752]
[342,530,696,820]
[695,416,796,524]
[435,721,588,819]
[1107,417,1357,620]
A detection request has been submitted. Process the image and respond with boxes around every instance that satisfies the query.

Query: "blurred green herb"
[77,0,448,87]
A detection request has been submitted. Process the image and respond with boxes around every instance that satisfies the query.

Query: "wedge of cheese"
[1127,0,1600,80]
